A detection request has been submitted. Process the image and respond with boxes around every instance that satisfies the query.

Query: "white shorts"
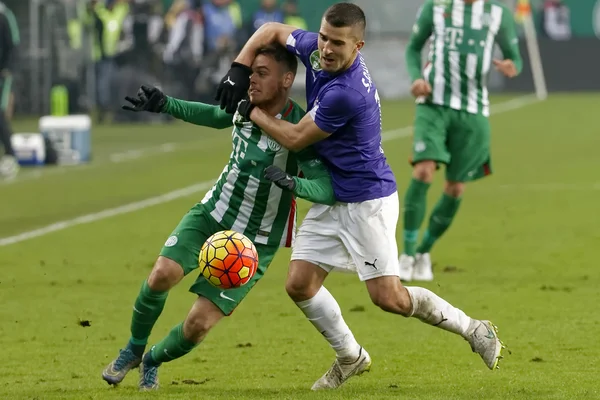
[291,191,400,281]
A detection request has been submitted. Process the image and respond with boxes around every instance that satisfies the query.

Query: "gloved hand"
[215,62,253,114]
[236,96,255,120]
[122,85,167,113]
[264,165,296,191]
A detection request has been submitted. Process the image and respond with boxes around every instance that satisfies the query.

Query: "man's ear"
[283,71,295,89]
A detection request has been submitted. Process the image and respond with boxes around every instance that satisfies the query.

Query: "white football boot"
[412,253,434,281]
[311,347,372,390]
[466,319,505,370]
[398,254,414,282]
[0,155,19,180]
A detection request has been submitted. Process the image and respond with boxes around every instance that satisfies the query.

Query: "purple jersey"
[286,29,396,203]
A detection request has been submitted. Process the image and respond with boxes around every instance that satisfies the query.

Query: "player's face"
[318,20,364,73]
[249,55,293,105]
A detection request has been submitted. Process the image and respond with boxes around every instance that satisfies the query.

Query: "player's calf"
[135,296,225,390]
[102,257,184,385]
[127,256,184,354]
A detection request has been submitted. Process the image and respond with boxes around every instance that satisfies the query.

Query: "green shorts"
[411,103,492,182]
[159,203,278,315]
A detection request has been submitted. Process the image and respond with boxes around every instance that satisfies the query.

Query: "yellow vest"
[91,2,129,61]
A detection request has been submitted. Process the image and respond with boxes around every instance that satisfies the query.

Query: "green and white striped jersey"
[406,0,522,116]
[199,100,321,248]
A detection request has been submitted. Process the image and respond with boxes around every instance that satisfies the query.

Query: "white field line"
[0,96,540,247]
[1,140,208,186]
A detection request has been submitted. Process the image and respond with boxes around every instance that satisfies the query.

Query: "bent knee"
[183,297,224,343]
[285,277,313,302]
[183,314,215,342]
[413,161,436,182]
[147,256,184,291]
[285,261,326,302]
[444,181,465,197]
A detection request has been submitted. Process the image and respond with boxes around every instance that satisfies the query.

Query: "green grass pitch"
[1,93,599,399]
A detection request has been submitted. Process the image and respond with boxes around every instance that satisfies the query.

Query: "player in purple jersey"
[216,2,505,390]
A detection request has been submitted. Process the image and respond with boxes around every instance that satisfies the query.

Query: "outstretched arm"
[163,97,233,130]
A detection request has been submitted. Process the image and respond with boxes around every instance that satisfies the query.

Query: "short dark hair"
[323,2,366,33]
[255,43,298,75]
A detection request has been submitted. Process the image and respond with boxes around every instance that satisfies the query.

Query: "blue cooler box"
[39,115,92,164]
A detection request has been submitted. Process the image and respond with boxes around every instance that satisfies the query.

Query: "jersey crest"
[309,50,322,71]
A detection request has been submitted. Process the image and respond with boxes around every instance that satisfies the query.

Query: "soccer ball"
[199,230,258,289]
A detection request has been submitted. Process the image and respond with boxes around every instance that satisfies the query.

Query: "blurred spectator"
[164,0,187,31]
[163,1,203,66]
[162,0,204,100]
[120,0,165,64]
[88,0,130,123]
[0,0,19,179]
[250,0,283,33]
[202,0,239,54]
[541,0,571,40]
[195,0,242,101]
[282,0,307,30]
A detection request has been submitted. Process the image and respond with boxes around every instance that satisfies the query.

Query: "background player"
[102,44,336,390]
[0,1,19,179]
[399,0,522,281]
[216,2,505,391]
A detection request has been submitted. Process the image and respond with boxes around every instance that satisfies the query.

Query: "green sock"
[403,178,431,256]
[127,280,169,357]
[417,193,462,254]
[147,323,199,366]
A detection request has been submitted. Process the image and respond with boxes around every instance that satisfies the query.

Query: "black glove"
[236,97,255,120]
[122,85,167,113]
[215,62,253,114]
[264,165,296,191]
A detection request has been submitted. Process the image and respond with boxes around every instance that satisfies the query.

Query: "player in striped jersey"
[399,0,522,281]
[102,44,335,390]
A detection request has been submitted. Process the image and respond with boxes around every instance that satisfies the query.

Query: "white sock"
[405,286,472,337]
[295,286,361,359]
